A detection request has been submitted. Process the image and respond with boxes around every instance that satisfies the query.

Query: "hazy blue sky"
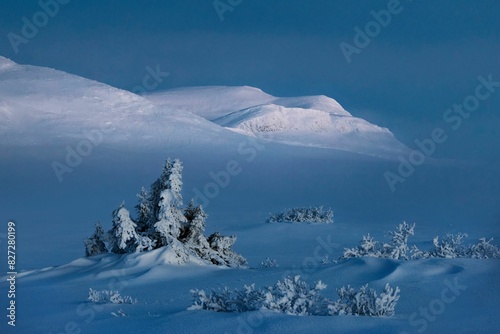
[1,0,499,160]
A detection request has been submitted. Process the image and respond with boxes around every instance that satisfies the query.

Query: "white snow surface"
[0,56,407,156]
[144,86,407,155]
[0,56,232,148]
[0,56,498,334]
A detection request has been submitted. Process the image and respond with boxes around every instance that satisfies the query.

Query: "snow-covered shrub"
[340,222,415,261]
[84,158,246,267]
[341,223,500,261]
[262,276,329,316]
[320,255,333,264]
[189,276,399,317]
[383,222,415,260]
[468,238,500,259]
[432,233,468,258]
[329,283,400,317]
[260,257,278,268]
[341,234,382,260]
[189,284,265,313]
[412,234,500,259]
[88,288,136,304]
[267,206,333,224]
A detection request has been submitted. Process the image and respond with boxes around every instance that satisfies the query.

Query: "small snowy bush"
[468,237,500,259]
[341,222,415,261]
[189,284,265,313]
[341,223,500,261]
[88,288,136,304]
[262,276,329,316]
[341,233,382,259]
[412,234,500,259]
[267,206,333,224]
[260,257,278,268]
[189,276,399,317]
[412,233,468,259]
[329,283,400,317]
[383,222,415,260]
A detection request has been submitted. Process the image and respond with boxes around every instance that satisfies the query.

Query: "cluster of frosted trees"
[84,158,246,267]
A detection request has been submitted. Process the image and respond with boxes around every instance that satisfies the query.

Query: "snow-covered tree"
[154,188,187,246]
[206,232,247,267]
[135,234,157,252]
[166,159,184,207]
[108,204,139,254]
[84,222,108,257]
[151,159,188,247]
[181,199,208,243]
[135,186,151,233]
[84,157,247,267]
[148,159,173,228]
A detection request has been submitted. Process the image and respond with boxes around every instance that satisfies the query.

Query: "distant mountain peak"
[0,57,408,157]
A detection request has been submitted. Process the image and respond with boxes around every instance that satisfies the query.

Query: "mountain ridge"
[0,57,407,157]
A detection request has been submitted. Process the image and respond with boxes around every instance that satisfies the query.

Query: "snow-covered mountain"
[0,56,407,157]
[0,56,228,148]
[144,86,408,154]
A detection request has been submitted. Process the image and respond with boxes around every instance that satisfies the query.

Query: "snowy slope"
[143,86,408,155]
[0,56,407,157]
[0,56,235,148]
[143,85,276,120]
[213,103,403,153]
